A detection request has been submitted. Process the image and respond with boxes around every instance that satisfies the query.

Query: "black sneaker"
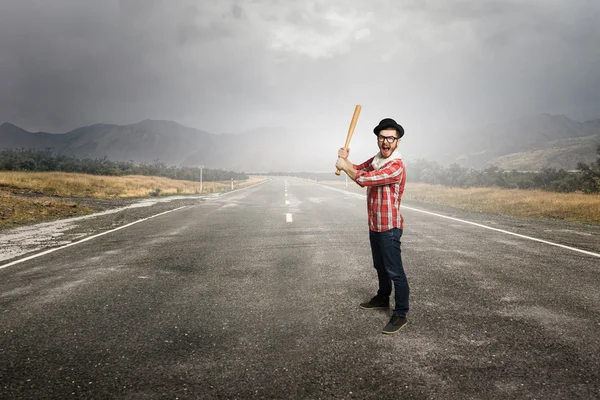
[359,295,389,310]
[382,315,407,334]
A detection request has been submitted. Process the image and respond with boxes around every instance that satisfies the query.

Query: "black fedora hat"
[373,118,404,138]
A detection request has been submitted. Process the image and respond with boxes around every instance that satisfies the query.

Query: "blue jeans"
[369,228,410,318]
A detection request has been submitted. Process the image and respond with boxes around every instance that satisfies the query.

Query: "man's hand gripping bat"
[336,104,362,175]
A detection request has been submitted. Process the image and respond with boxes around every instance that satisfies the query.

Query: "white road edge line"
[286,213,293,222]
[0,206,189,270]
[2,179,270,270]
[319,184,600,258]
[403,205,600,258]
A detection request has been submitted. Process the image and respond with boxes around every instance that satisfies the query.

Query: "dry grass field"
[0,189,96,227]
[0,171,263,228]
[0,171,261,197]
[321,180,600,224]
[404,183,600,224]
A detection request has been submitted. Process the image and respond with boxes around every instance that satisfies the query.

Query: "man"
[335,118,409,334]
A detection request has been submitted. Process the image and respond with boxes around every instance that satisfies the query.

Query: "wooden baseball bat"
[336,104,362,175]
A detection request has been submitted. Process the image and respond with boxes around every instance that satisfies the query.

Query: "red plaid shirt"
[354,157,406,232]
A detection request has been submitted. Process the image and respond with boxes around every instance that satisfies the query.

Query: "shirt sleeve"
[355,159,404,187]
[353,157,374,172]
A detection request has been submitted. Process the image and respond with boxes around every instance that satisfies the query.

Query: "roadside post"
[199,165,204,193]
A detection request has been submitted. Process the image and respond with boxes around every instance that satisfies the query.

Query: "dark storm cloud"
[0,0,276,132]
[0,0,599,143]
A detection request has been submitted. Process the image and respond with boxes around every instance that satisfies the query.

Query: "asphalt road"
[1,178,599,399]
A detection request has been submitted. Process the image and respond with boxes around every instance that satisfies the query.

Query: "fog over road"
[1,178,599,399]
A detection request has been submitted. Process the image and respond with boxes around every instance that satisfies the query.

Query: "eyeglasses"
[377,135,398,144]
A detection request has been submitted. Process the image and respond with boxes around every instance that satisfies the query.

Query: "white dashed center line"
[285,182,291,221]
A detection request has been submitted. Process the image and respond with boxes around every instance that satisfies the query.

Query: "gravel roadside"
[0,194,214,265]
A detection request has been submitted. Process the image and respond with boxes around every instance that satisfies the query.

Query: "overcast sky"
[1,0,599,142]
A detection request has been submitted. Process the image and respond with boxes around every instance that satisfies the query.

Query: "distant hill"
[62,120,217,165]
[0,122,60,149]
[484,133,600,171]
[439,114,600,170]
[0,120,216,166]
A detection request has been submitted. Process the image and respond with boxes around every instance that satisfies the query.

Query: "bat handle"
[335,104,361,176]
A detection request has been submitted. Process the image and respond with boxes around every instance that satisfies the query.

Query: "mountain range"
[1,114,599,172]
[0,120,321,172]
[439,114,600,170]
